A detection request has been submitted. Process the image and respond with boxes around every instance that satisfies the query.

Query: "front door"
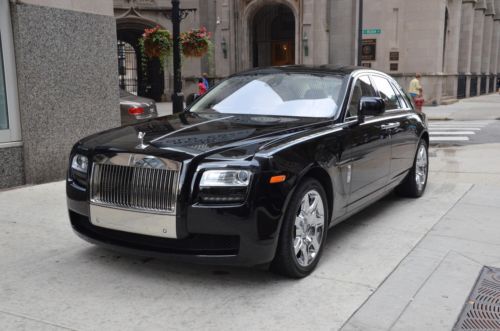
[344,76,392,211]
[271,41,294,66]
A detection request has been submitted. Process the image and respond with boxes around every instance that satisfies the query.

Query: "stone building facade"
[1,0,499,189]
[115,0,500,105]
[0,0,119,189]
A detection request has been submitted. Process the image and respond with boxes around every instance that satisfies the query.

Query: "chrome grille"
[90,155,180,214]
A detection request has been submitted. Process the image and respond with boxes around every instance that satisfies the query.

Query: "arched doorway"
[117,41,138,95]
[252,4,295,67]
[116,18,165,101]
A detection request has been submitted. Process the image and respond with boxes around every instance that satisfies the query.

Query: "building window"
[0,0,21,144]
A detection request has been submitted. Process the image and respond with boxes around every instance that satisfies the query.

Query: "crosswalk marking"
[430,131,476,135]
[428,120,493,144]
[430,136,470,141]
[429,127,482,131]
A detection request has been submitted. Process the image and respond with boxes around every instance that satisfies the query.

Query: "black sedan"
[67,66,429,278]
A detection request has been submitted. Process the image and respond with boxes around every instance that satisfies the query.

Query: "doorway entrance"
[117,20,165,101]
[252,4,295,67]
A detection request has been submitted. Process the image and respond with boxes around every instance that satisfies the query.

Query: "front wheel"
[271,178,328,278]
[396,140,429,197]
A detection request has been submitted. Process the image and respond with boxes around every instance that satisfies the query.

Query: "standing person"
[202,72,210,90]
[197,78,207,96]
[409,73,423,99]
[409,73,424,112]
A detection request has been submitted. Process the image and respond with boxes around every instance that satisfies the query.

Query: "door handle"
[381,122,400,130]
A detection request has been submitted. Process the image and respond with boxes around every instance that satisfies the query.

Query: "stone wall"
[0,146,24,189]
[11,3,120,184]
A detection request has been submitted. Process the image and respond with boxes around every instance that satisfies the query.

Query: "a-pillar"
[481,1,495,92]
[470,0,487,96]
[458,0,478,97]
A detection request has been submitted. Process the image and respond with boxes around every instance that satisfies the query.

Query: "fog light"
[199,187,248,204]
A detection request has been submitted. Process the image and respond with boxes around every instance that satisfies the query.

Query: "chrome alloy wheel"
[293,190,325,267]
[415,144,428,191]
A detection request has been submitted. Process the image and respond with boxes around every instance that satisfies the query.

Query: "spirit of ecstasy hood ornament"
[136,131,148,150]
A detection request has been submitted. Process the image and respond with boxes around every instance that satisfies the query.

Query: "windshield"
[190,73,345,118]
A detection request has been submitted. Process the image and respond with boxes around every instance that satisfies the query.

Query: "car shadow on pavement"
[74,192,403,285]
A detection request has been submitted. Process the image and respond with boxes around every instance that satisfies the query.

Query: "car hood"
[79,112,330,160]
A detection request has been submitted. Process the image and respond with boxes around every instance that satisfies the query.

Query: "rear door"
[371,75,418,184]
[343,75,393,211]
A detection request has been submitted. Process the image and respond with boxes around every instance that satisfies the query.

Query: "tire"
[396,140,429,198]
[271,178,329,278]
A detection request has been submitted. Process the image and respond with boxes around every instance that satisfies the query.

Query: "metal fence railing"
[457,74,467,99]
[480,75,487,95]
[470,75,478,97]
[117,41,138,95]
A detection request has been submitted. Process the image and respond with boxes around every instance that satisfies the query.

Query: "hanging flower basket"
[139,26,172,62]
[181,27,211,58]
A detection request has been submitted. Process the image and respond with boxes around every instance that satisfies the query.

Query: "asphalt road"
[2,141,500,330]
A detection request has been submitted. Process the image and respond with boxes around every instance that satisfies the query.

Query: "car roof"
[233,65,370,77]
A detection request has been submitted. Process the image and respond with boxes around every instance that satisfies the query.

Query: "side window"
[347,76,376,118]
[391,81,411,109]
[372,76,401,110]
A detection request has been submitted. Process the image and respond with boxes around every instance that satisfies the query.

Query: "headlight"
[198,170,252,204]
[200,170,251,187]
[71,154,88,173]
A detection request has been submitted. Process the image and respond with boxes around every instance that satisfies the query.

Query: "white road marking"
[429,123,488,126]
[430,131,476,135]
[430,136,470,141]
[428,120,493,144]
[429,127,482,131]
[430,124,489,127]
[430,121,493,125]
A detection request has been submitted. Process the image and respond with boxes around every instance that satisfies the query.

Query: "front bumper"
[67,195,279,266]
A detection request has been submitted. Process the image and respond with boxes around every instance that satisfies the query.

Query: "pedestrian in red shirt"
[198,78,207,95]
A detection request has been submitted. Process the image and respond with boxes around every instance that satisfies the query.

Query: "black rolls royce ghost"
[67,66,429,278]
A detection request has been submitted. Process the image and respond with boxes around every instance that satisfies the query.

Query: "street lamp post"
[171,0,183,114]
[357,0,363,66]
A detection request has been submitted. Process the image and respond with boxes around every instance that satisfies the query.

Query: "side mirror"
[358,97,385,122]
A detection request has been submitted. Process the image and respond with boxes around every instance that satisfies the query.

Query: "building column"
[329,0,356,66]
[481,1,495,92]
[493,0,500,90]
[444,0,464,98]
[470,0,487,96]
[458,0,478,97]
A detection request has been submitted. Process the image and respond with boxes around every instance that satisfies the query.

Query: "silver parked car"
[119,89,158,125]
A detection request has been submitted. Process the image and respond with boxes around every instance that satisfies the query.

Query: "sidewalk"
[424,93,500,121]
[1,141,500,329]
[157,102,173,117]
[342,143,500,330]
